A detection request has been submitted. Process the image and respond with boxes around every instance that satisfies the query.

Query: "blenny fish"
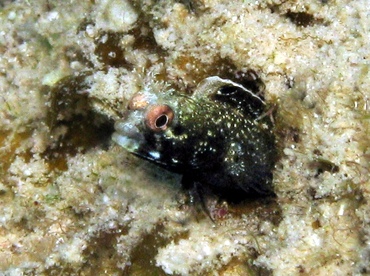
[112,76,276,202]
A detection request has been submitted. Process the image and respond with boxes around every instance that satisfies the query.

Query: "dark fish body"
[113,77,276,201]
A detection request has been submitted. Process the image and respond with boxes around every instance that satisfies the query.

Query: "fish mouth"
[112,120,164,163]
[112,121,144,153]
[112,120,180,171]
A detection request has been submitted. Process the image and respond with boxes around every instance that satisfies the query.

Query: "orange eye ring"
[145,105,174,131]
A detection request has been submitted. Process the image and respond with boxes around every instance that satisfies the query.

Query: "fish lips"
[112,120,163,162]
[112,120,145,153]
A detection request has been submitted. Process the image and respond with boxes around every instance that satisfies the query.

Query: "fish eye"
[145,105,174,131]
[155,114,169,128]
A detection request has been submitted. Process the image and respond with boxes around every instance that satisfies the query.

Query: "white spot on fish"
[148,151,161,159]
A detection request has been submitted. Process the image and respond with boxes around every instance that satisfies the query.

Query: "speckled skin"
[113,77,276,201]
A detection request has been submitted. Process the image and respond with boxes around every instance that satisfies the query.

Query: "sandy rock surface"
[0,0,369,275]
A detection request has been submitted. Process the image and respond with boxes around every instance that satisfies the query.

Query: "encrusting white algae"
[0,0,369,275]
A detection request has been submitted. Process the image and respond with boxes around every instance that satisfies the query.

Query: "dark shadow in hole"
[43,73,115,171]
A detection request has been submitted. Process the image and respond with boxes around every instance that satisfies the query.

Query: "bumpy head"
[112,85,227,173]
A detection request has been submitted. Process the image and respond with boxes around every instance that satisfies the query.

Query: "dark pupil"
[155,114,168,128]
